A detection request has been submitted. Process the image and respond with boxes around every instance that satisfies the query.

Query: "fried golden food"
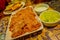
[9,7,41,38]
[5,2,22,11]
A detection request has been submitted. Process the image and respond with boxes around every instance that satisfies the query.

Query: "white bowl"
[39,10,60,27]
[34,3,49,13]
[42,19,60,27]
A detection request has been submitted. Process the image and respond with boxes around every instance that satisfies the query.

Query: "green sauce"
[39,10,60,22]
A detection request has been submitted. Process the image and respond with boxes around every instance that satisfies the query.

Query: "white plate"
[3,2,25,15]
[5,6,43,40]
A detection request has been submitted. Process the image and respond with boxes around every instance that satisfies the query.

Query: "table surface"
[0,16,60,40]
[0,0,60,40]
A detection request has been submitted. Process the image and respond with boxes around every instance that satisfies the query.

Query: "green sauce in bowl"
[39,10,60,23]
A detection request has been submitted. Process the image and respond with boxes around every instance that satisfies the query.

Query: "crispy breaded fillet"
[9,7,41,38]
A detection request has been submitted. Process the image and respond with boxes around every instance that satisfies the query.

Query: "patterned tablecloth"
[0,16,60,40]
[0,0,60,40]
